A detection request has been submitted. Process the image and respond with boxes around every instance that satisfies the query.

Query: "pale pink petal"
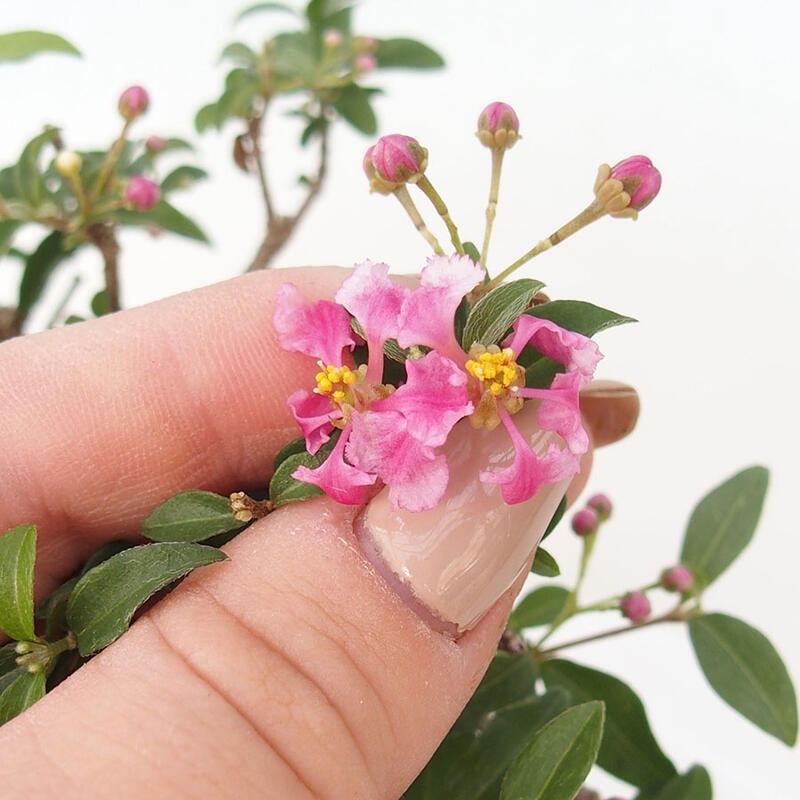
[347,410,448,512]
[292,428,376,505]
[287,389,340,454]
[396,254,483,360]
[480,406,578,504]
[373,351,473,447]
[274,283,359,365]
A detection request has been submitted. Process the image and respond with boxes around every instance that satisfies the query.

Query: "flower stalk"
[415,175,464,255]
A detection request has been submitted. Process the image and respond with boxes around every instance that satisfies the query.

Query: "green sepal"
[269,432,341,507]
[0,667,46,726]
[66,543,227,656]
[679,465,769,590]
[689,612,798,745]
[0,31,80,63]
[541,659,677,789]
[499,701,605,800]
[375,38,445,70]
[0,524,37,642]
[508,586,570,629]
[531,546,560,577]
[141,491,246,543]
[461,278,545,350]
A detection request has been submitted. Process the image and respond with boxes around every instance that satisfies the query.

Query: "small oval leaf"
[0,524,37,642]
[0,668,46,725]
[689,613,797,745]
[331,83,378,135]
[680,466,769,589]
[142,491,244,543]
[509,586,570,629]
[531,546,560,577]
[375,37,445,70]
[66,543,227,656]
[114,200,209,242]
[0,31,81,63]
[499,701,604,800]
[462,279,545,350]
[269,433,340,507]
[645,765,713,800]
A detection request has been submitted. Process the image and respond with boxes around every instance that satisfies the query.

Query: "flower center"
[465,345,525,430]
[315,363,363,405]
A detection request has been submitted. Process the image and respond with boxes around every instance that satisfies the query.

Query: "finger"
[0,268,345,589]
[0,410,563,800]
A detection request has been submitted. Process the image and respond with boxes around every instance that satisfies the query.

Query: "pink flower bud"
[477,101,520,149]
[118,85,150,121]
[660,565,695,593]
[363,134,428,194]
[353,53,377,73]
[124,175,160,211]
[145,135,167,154]
[609,155,662,211]
[571,507,599,537]
[620,591,651,622]
[587,493,612,521]
[322,29,343,48]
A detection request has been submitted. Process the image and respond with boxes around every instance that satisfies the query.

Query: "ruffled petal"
[520,371,589,455]
[396,254,483,360]
[347,410,448,512]
[292,428,376,505]
[373,351,473,447]
[273,283,360,365]
[287,389,339,454]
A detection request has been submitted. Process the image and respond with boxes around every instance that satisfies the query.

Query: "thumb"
[0,406,564,800]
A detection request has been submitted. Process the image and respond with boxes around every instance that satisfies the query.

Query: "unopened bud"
[571,507,599,537]
[587,493,612,521]
[660,564,695,593]
[363,134,428,194]
[476,101,520,149]
[620,591,651,622]
[353,53,377,73]
[322,29,343,48]
[593,155,661,219]
[145,135,167,154]
[124,175,160,211]
[118,85,150,121]
[55,150,83,178]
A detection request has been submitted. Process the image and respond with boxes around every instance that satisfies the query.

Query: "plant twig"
[86,222,121,312]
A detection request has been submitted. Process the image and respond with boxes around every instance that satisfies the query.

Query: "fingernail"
[356,403,569,636]
[580,380,639,447]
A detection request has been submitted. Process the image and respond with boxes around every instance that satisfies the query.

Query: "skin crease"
[0,268,638,799]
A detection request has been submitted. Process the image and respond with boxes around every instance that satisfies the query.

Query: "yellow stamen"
[314,363,361,405]
[465,345,525,429]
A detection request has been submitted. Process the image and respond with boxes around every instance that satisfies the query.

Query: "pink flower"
[477,101,520,149]
[124,176,160,211]
[363,134,428,194]
[660,565,695,593]
[620,591,651,622]
[609,155,661,211]
[118,85,150,120]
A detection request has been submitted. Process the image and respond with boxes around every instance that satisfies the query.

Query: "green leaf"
[509,586,570,629]
[0,31,81,63]
[142,491,245,543]
[0,524,37,642]
[499,701,604,800]
[305,0,353,35]
[270,31,318,81]
[641,765,713,800]
[269,434,336,506]
[220,41,258,67]
[542,495,567,541]
[0,668,45,726]
[273,436,311,472]
[160,165,208,194]
[195,102,224,133]
[14,127,61,208]
[66,543,227,656]
[689,613,798,745]
[115,200,209,242]
[375,38,445,70]
[17,231,72,314]
[680,466,769,589]
[330,83,378,134]
[461,279,545,350]
[236,2,298,23]
[90,289,110,317]
[541,659,677,789]
[531,546,560,577]
[0,220,22,257]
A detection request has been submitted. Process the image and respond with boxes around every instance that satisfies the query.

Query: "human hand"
[0,268,638,799]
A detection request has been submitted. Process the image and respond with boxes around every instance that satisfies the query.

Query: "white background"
[2,1,798,797]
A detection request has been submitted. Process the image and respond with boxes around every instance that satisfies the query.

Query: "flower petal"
[292,428,375,505]
[274,282,359,365]
[287,389,339,454]
[396,254,484,360]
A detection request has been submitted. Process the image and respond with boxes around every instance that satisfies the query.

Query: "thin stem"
[480,148,505,269]
[89,119,133,203]
[46,274,82,328]
[392,185,445,254]
[247,112,276,221]
[415,175,464,255]
[86,222,121,312]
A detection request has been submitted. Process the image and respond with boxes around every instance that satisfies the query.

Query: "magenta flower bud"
[145,135,167,154]
[609,155,661,211]
[660,564,695,593]
[363,134,428,194]
[124,175,160,211]
[477,101,520,149]
[353,53,377,73]
[587,492,612,521]
[322,28,343,48]
[118,85,150,121]
[620,591,651,622]
[571,507,599,537]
